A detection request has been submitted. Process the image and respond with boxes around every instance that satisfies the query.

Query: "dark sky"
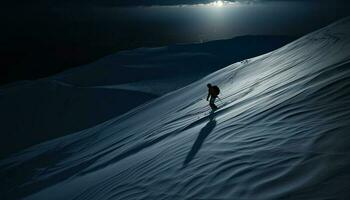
[4,0,349,6]
[1,0,349,85]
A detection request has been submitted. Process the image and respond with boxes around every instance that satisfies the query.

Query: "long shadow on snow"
[3,107,225,200]
[81,110,222,175]
[183,112,217,167]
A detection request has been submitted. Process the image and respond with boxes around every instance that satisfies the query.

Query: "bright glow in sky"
[207,1,238,7]
[180,0,238,8]
[212,1,224,7]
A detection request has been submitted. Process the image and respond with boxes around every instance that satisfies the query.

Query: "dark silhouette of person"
[206,83,219,110]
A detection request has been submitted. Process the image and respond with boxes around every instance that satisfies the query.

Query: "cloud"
[3,0,349,8]
[91,0,349,7]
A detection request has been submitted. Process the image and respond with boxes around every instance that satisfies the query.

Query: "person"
[206,83,220,110]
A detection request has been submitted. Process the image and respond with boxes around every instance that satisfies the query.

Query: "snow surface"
[0,36,291,158]
[53,35,293,95]
[2,18,350,200]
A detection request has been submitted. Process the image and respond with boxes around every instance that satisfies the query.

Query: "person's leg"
[209,96,217,109]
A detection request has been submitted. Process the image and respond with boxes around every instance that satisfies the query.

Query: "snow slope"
[0,36,292,158]
[0,80,156,158]
[1,18,350,200]
[54,35,293,95]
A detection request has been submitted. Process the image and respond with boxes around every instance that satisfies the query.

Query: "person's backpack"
[212,85,220,96]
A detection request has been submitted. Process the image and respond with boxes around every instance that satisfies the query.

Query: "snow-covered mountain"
[0,36,292,158]
[53,35,293,95]
[2,17,350,200]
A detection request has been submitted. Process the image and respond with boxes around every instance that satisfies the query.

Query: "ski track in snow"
[1,18,350,200]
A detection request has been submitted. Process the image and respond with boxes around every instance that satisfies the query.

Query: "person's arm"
[206,91,210,101]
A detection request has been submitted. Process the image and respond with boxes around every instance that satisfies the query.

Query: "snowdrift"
[0,36,292,158]
[1,18,350,200]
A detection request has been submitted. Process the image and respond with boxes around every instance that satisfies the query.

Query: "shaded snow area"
[0,36,292,158]
[2,17,350,200]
